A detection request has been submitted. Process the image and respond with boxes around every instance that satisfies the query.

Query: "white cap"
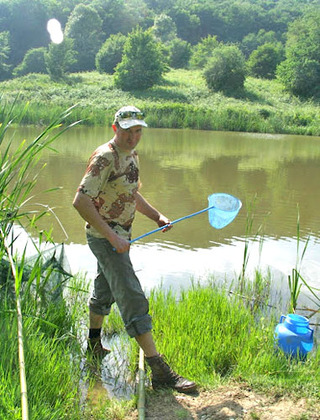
[114,106,148,129]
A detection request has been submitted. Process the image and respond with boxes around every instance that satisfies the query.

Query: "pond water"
[13,126,320,314]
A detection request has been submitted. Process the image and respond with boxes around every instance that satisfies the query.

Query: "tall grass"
[146,282,320,398]
[1,71,319,135]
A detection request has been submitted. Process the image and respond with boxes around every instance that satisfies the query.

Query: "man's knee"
[88,297,112,316]
[125,314,152,338]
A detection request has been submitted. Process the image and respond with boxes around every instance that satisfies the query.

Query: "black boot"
[87,337,111,358]
[146,354,197,393]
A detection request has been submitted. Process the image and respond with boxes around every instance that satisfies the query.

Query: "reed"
[288,207,311,313]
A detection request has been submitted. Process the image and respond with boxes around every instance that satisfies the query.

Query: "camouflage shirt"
[78,138,139,239]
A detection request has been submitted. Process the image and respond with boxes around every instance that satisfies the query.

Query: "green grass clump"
[147,282,320,398]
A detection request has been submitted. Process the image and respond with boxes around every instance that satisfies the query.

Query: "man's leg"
[90,311,104,329]
[135,331,158,357]
[87,262,115,358]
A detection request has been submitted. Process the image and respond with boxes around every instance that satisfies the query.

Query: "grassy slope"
[1,70,319,135]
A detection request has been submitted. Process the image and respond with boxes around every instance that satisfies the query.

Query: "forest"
[0,0,319,99]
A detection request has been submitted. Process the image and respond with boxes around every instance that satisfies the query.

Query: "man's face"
[115,125,143,152]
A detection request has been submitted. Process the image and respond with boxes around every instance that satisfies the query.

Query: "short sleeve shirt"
[78,138,139,239]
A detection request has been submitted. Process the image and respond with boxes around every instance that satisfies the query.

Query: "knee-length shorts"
[86,234,152,338]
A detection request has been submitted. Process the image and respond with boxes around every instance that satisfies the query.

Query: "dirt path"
[130,383,320,420]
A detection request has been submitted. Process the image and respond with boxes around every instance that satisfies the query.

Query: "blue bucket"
[274,314,314,359]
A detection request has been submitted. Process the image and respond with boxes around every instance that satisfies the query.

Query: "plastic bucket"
[274,313,314,359]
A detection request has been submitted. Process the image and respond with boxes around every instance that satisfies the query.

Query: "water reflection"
[10,126,320,311]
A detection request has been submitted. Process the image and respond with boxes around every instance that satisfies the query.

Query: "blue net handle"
[130,193,242,244]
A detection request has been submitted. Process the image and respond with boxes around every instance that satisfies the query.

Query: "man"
[73,105,196,393]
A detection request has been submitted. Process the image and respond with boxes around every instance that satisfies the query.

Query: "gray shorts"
[86,234,152,338]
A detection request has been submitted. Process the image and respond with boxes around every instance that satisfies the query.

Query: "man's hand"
[110,233,130,253]
[157,213,172,233]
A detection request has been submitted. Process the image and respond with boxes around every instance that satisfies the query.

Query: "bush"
[204,45,246,93]
[114,27,167,91]
[247,42,284,79]
[45,38,77,81]
[168,38,191,69]
[95,33,127,74]
[190,35,220,69]
[277,58,320,98]
[13,47,47,77]
[277,10,320,98]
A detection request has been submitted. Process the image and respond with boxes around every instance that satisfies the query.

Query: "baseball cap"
[114,106,148,129]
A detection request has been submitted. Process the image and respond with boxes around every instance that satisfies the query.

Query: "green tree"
[95,33,127,74]
[190,35,220,69]
[45,38,76,81]
[277,10,320,98]
[247,42,284,79]
[241,29,281,58]
[0,31,11,80]
[204,45,246,93]
[114,26,166,90]
[65,3,103,72]
[92,0,149,38]
[152,14,177,44]
[0,0,55,67]
[13,47,47,77]
[168,38,191,69]
[168,7,200,45]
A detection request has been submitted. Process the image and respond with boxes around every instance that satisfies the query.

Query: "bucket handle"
[280,314,286,323]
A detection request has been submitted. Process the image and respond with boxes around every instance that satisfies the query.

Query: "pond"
[14,125,320,312]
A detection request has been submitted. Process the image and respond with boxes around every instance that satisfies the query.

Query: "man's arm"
[135,191,172,231]
[73,191,130,253]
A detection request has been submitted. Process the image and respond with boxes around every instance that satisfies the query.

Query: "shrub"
[13,47,47,77]
[276,10,320,98]
[204,45,246,93]
[95,33,127,74]
[190,35,220,69]
[247,42,284,79]
[168,38,191,69]
[114,27,167,91]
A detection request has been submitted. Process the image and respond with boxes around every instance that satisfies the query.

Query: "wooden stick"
[138,348,145,420]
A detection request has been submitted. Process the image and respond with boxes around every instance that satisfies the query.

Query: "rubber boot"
[87,337,111,358]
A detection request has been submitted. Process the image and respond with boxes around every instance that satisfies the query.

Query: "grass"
[1,69,319,135]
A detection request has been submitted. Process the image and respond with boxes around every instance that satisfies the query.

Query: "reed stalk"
[2,233,29,420]
[288,206,310,313]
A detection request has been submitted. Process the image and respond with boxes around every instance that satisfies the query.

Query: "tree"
[168,38,191,69]
[92,0,149,38]
[204,45,246,93]
[0,31,11,81]
[0,0,55,67]
[168,8,200,45]
[114,27,166,90]
[276,10,320,98]
[95,33,127,74]
[190,35,220,69]
[247,42,284,79]
[65,4,103,72]
[241,29,281,58]
[13,47,47,77]
[45,38,76,81]
[152,14,177,44]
